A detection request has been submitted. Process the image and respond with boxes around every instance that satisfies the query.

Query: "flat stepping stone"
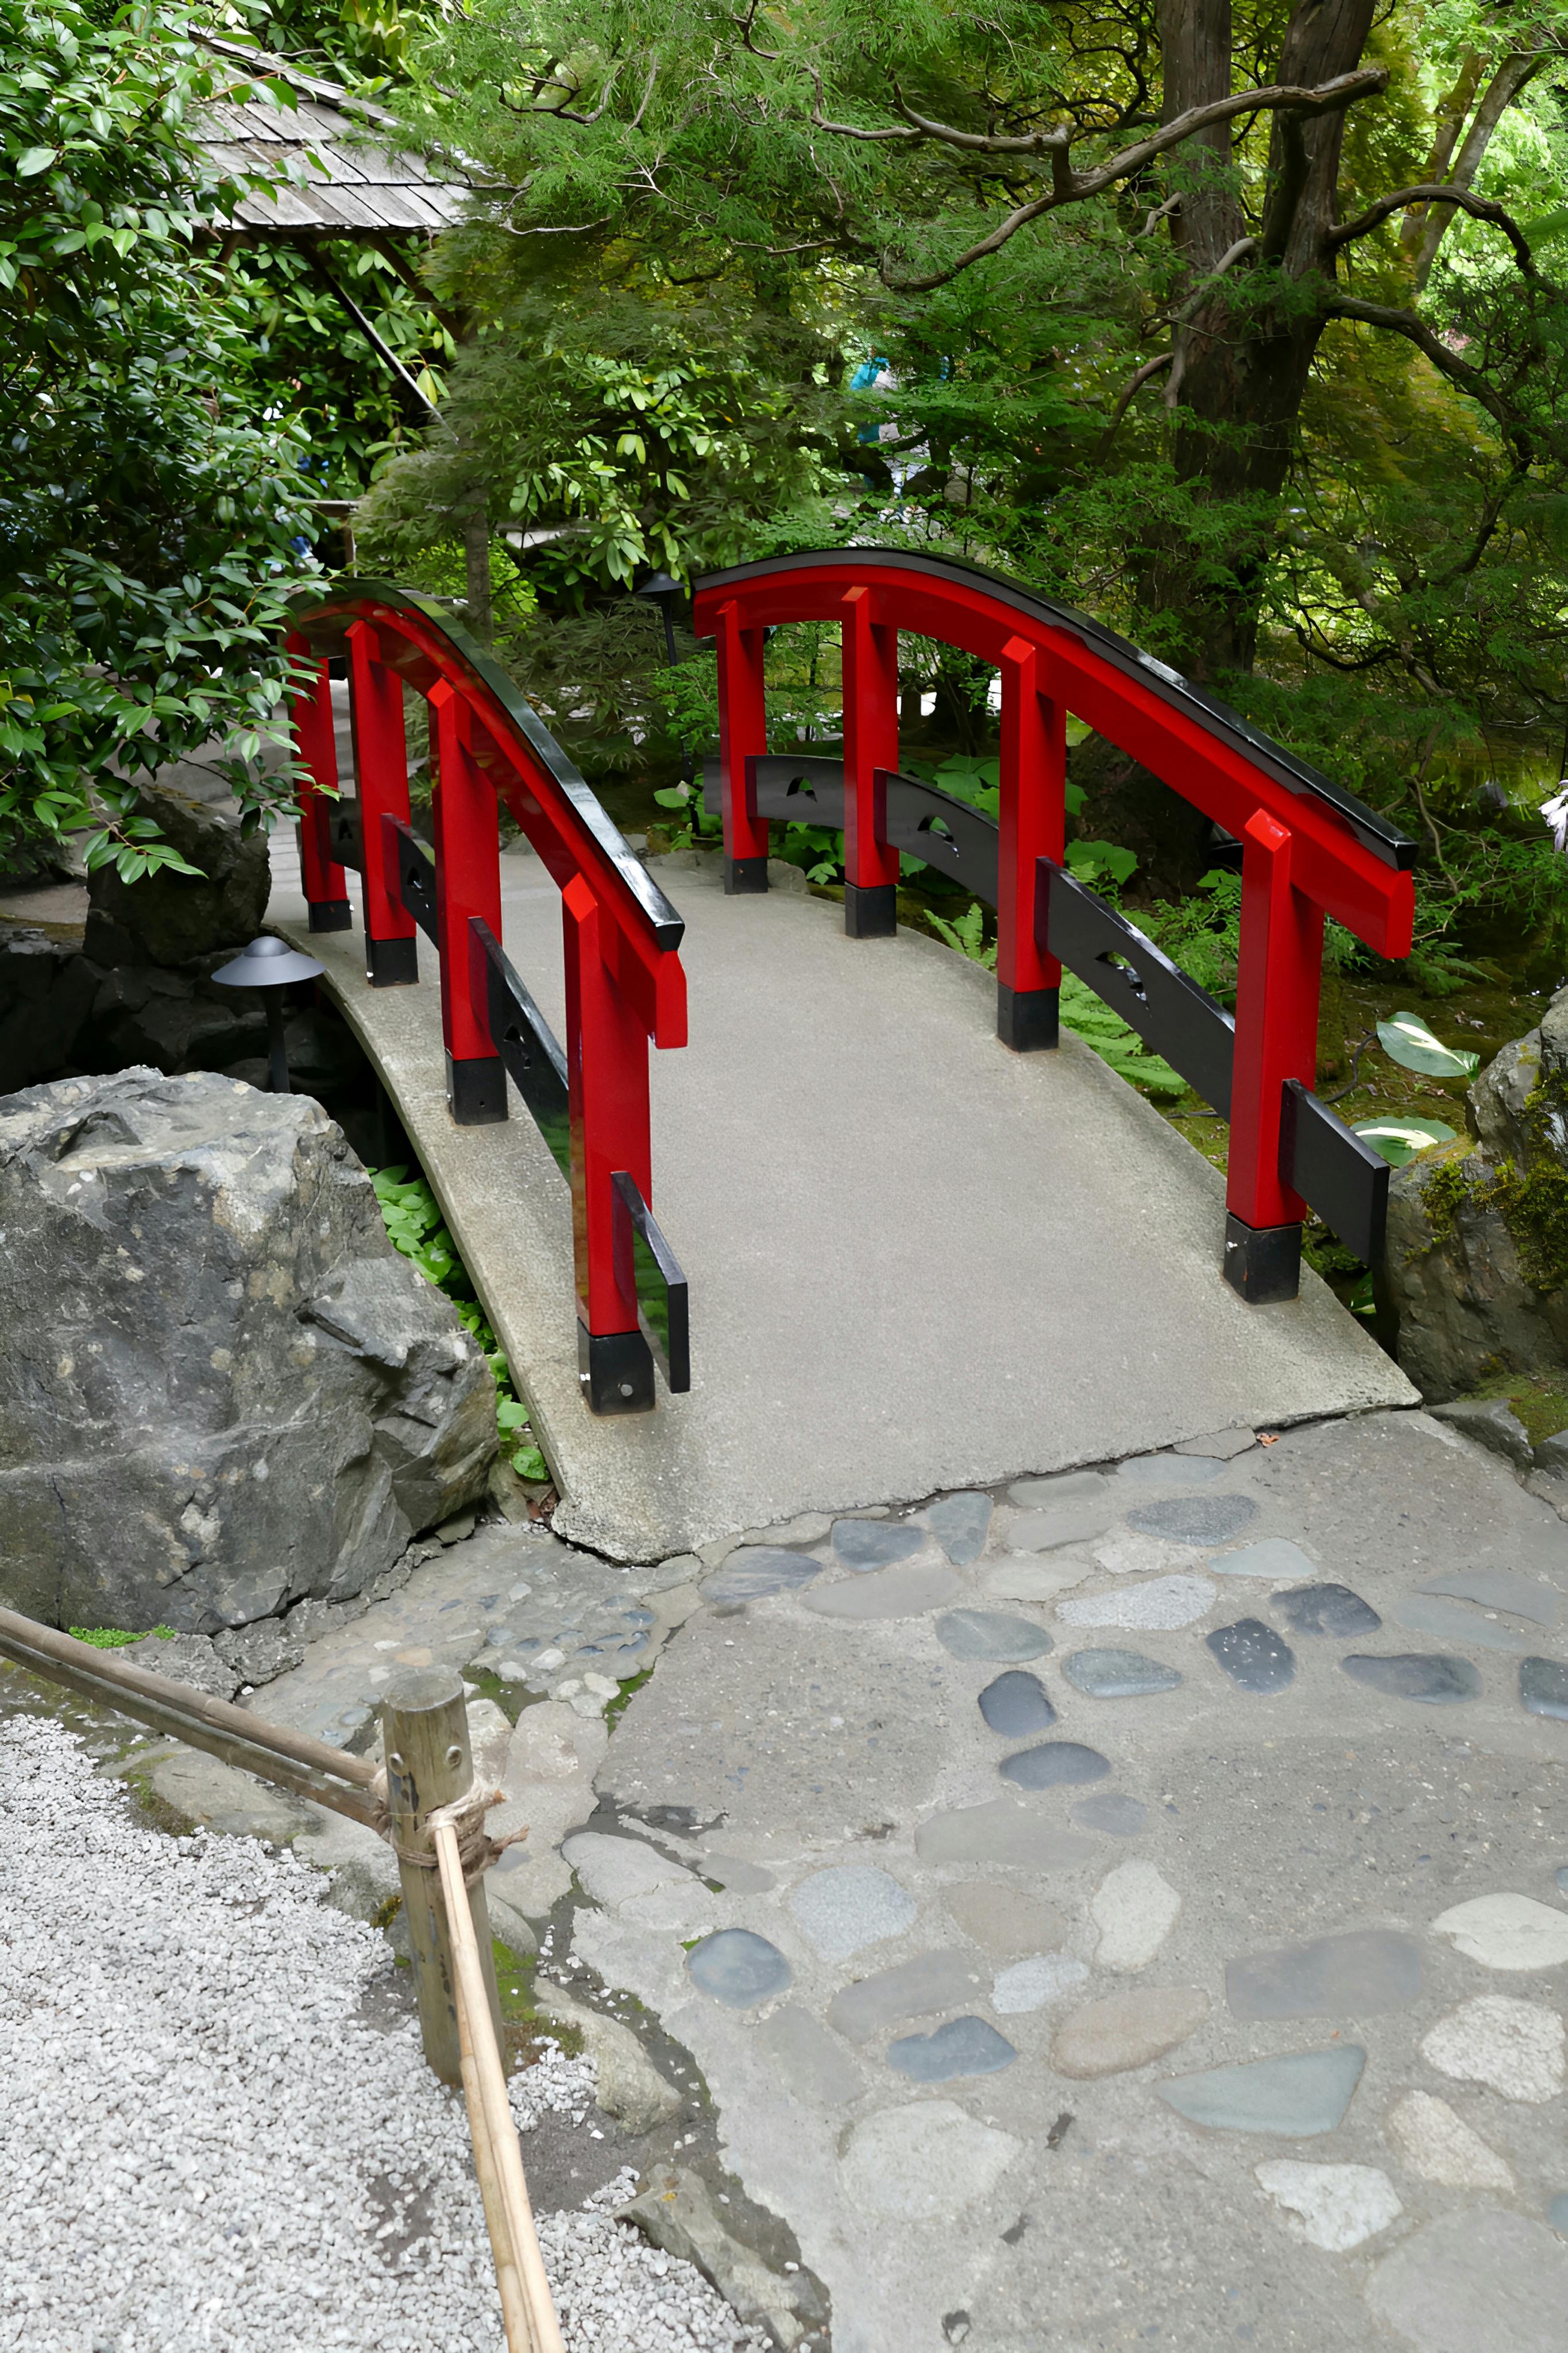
[754,2005,862,2108]
[1072,1791,1148,1837]
[839,2104,1020,2223]
[1156,2045,1365,2136]
[1342,1652,1481,1704]
[1125,1494,1258,1546]
[886,2016,1017,2083]
[705,1547,821,1604]
[1276,1582,1381,1638]
[1424,1567,1559,1627]
[1000,1740,1111,1789]
[978,1671,1057,1737]
[1432,1893,1568,1972]
[1006,1501,1119,1550]
[1064,1648,1182,1699]
[935,1608,1052,1662]
[1058,1575,1216,1631]
[990,1953,1089,2012]
[1254,2161,1404,2255]
[826,1949,987,2043]
[1207,1618,1295,1694]
[1053,1985,1209,2080]
[1116,1453,1225,1486]
[1008,1471,1107,1509]
[1521,1657,1568,1721]
[925,1491,993,1565]
[1391,1592,1530,1653]
[1226,1928,1424,2020]
[914,1800,1098,1871]
[832,1518,925,1569]
[1210,1538,1314,1581]
[803,1562,960,1620]
[786,1864,917,1961]
[685,1928,792,2008]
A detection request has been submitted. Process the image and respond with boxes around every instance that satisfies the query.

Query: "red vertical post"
[996,635,1064,1050]
[715,599,770,894]
[839,584,900,938]
[429,679,506,1127]
[561,875,655,1413]
[1223,808,1324,1301]
[290,641,352,932]
[347,620,418,985]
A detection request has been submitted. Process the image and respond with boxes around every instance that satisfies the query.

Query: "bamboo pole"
[452,1928,535,2353]
[434,1814,565,2353]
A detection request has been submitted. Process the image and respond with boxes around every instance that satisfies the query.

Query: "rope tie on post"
[368,1769,528,1886]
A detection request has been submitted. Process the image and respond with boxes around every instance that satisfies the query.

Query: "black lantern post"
[636,570,693,788]
[212,935,326,1093]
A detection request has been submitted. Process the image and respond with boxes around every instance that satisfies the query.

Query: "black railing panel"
[324,797,365,873]
[386,815,439,945]
[876,769,1000,905]
[1280,1081,1390,1266]
[470,920,570,1181]
[1038,861,1235,1116]
[612,1172,690,1394]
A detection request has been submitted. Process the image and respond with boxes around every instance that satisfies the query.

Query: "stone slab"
[273,843,1413,1559]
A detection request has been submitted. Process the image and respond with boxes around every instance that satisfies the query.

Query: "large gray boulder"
[0,1069,496,1634]
[84,769,271,969]
[1382,985,1568,1398]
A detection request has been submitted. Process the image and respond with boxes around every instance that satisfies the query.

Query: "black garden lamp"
[212,935,325,1094]
[634,569,683,669]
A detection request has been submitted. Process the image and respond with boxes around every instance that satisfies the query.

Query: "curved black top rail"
[696,547,1416,873]
[287,578,684,951]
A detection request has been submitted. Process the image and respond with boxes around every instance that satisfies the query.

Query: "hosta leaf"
[1376,1012,1480,1079]
[1353,1115,1458,1167]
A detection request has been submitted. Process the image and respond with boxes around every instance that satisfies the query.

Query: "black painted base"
[307,898,353,935]
[844,881,897,939]
[365,933,419,987]
[997,983,1059,1052]
[725,855,769,895]
[445,1052,508,1127]
[1222,1213,1302,1305]
[578,1321,656,1415]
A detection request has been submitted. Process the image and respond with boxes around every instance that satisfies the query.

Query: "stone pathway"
[39,1404,1568,2351]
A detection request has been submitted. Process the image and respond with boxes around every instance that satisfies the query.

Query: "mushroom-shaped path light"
[211,935,325,1094]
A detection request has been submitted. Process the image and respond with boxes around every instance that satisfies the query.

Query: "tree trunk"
[1412,50,1546,288]
[463,500,492,646]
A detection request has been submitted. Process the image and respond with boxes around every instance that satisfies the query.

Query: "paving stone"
[1209,1538,1315,1581]
[1117,1453,1226,1485]
[1341,1652,1482,1704]
[839,2102,1021,2221]
[1007,1472,1109,1509]
[1272,1582,1380,1639]
[1254,2162,1402,2254]
[941,1884,1067,1960]
[741,1512,832,1548]
[978,1671,1057,1737]
[832,1519,925,1570]
[754,2004,863,2108]
[914,1800,1099,1872]
[1156,2045,1365,2135]
[1389,1592,1531,1652]
[704,1548,822,1604]
[1368,2209,1568,2353]
[1550,2193,1568,2236]
[696,1850,776,1894]
[1385,2090,1515,2189]
[1431,1395,1534,1468]
[1052,1985,1208,2079]
[562,1832,693,1907]
[786,1864,918,1962]
[1432,1891,1568,1970]
[1206,1617,1296,1695]
[1420,1995,1567,2103]
[1063,1648,1181,1699]
[1057,1576,1217,1632]
[1092,1860,1181,1972]
[886,2016,1018,2083]
[1071,1792,1148,1837]
[980,1557,1093,1604]
[925,1492,994,1566]
[1006,1502,1122,1551]
[1226,1928,1423,2020]
[1423,1566,1560,1627]
[1091,1530,1205,1577]
[999,1741,1111,1791]
[1125,1494,1258,1545]
[802,1563,962,1620]
[1175,1428,1256,1460]
[989,1953,1090,2013]
[685,1927,793,2008]
[827,1949,989,2045]
[935,1610,1053,1662]
[1522,1656,1568,1720]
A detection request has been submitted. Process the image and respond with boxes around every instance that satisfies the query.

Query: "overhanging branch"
[1325,295,1535,460]
[1330,183,1538,275]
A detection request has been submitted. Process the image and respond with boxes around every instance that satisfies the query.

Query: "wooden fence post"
[381,1667,504,2088]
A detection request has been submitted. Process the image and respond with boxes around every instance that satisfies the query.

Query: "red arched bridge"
[277,551,1414,1558]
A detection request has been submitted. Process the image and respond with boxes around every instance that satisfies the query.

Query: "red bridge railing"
[693,547,1417,1303]
[286,583,689,1415]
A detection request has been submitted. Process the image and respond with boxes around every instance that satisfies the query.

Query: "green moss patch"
[69,1626,176,1648]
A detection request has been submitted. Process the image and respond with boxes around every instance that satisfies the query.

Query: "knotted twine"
[369,1770,530,1888]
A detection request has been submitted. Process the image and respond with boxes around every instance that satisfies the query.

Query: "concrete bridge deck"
[271,830,1411,1561]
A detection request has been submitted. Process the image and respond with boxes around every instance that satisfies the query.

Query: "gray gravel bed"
[0,1717,766,2353]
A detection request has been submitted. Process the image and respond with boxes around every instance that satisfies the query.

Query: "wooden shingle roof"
[191,37,471,238]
